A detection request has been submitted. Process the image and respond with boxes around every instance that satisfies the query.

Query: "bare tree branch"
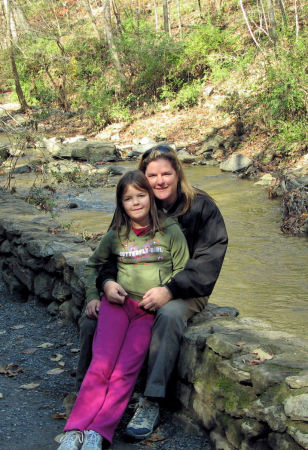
[239,0,262,50]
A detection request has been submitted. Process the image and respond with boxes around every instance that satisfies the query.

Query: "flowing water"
[1,154,307,338]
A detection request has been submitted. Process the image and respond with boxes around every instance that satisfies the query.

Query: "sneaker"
[81,430,103,450]
[125,397,160,440]
[58,431,83,450]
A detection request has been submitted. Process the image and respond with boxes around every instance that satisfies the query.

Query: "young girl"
[58,170,189,450]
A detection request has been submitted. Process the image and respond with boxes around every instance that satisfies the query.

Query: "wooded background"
[1,0,307,157]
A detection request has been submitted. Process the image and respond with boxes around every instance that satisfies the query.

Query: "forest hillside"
[0,0,307,169]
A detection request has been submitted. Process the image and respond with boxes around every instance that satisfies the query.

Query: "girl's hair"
[112,170,162,238]
[138,145,195,216]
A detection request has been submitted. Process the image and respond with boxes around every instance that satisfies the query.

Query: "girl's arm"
[84,231,114,304]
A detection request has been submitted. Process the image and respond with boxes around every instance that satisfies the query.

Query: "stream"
[1,150,307,338]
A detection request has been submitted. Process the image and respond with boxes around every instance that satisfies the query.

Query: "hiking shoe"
[126,397,160,440]
[81,430,103,450]
[58,431,83,450]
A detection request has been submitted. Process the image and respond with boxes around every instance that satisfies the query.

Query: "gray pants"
[75,297,208,395]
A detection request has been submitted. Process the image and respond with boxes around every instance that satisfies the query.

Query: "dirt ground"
[0,274,211,450]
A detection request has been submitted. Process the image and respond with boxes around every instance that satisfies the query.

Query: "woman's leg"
[144,296,208,398]
[64,297,130,432]
[86,298,154,443]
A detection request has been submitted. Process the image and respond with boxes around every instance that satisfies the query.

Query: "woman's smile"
[145,158,179,208]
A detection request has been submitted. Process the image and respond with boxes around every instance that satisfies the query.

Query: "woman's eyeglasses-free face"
[141,146,173,161]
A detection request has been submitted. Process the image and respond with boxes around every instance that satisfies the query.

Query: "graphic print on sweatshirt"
[119,238,164,262]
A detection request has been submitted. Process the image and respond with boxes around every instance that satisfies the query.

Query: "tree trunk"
[103,0,125,83]
[277,0,288,25]
[83,0,103,41]
[239,0,261,50]
[294,0,299,41]
[266,0,277,39]
[3,0,28,111]
[153,0,159,31]
[163,0,170,35]
[197,0,203,19]
[177,0,182,36]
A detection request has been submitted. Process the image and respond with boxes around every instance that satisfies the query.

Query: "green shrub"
[115,18,181,100]
[171,80,203,109]
[259,38,307,123]
[174,23,241,80]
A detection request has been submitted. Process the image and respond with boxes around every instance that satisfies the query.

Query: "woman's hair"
[138,145,195,216]
[112,170,162,238]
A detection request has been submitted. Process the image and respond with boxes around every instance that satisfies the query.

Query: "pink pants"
[64,296,154,443]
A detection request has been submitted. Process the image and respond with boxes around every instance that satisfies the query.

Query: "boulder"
[177,150,199,163]
[220,154,253,172]
[254,174,276,186]
[128,140,176,158]
[284,394,308,421]
[286,371,308,389]
[52,139,117,162]
[69,141,116,162]
[197,135,225,155]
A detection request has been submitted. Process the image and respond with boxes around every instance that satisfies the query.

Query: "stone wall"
[1,189,307,450]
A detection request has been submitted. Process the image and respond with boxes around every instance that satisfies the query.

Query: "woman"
[80,145,228,440]
[58,170,189,449]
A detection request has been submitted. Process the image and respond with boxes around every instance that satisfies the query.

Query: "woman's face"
[145,158,179,208]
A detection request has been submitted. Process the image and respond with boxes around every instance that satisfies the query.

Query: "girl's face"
[122,185,151,228]
[145,158,179,208]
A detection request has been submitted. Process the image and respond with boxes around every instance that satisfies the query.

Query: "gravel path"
[0,275,211,450]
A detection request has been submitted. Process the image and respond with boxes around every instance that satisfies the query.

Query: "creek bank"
[1,190,308,450]
[1,127,307,236]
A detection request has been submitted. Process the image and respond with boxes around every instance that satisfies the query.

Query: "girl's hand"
[104,281,127,305]
[139,287,172,312]
[85,299,101,319]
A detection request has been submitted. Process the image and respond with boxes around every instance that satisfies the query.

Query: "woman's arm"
[165,196,228,299]
[139,222,189,311]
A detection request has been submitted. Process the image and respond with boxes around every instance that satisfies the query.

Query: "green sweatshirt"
[84,217,189,303]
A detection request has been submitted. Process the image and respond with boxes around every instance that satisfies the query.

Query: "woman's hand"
[104,281,127,305]
[85,299,101,319]
[139,287,172,312]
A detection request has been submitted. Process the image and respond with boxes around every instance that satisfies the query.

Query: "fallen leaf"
[19,383,40,390]
[58,361,65,367]
[66,342,73,346]
[0,330,6,335]
[70,348,80,353]
[252,348,274,362]
[37,342,54,348]
[50,354,63,362]
[141,433,166,445]
[0,392,3,398]
[47,368,65,375]
[248,360,261,366]
[236,341,246,347]
[63,393,77,416]
[22,348,38,355]
[52,412,67,420]
[0,363,24,377]
[11,325,25,330]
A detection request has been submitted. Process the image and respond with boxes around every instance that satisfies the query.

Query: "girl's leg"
[64,297,130,432]
[86,298,154,443]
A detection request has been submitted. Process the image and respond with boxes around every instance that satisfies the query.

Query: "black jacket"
[96,191,228,299]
